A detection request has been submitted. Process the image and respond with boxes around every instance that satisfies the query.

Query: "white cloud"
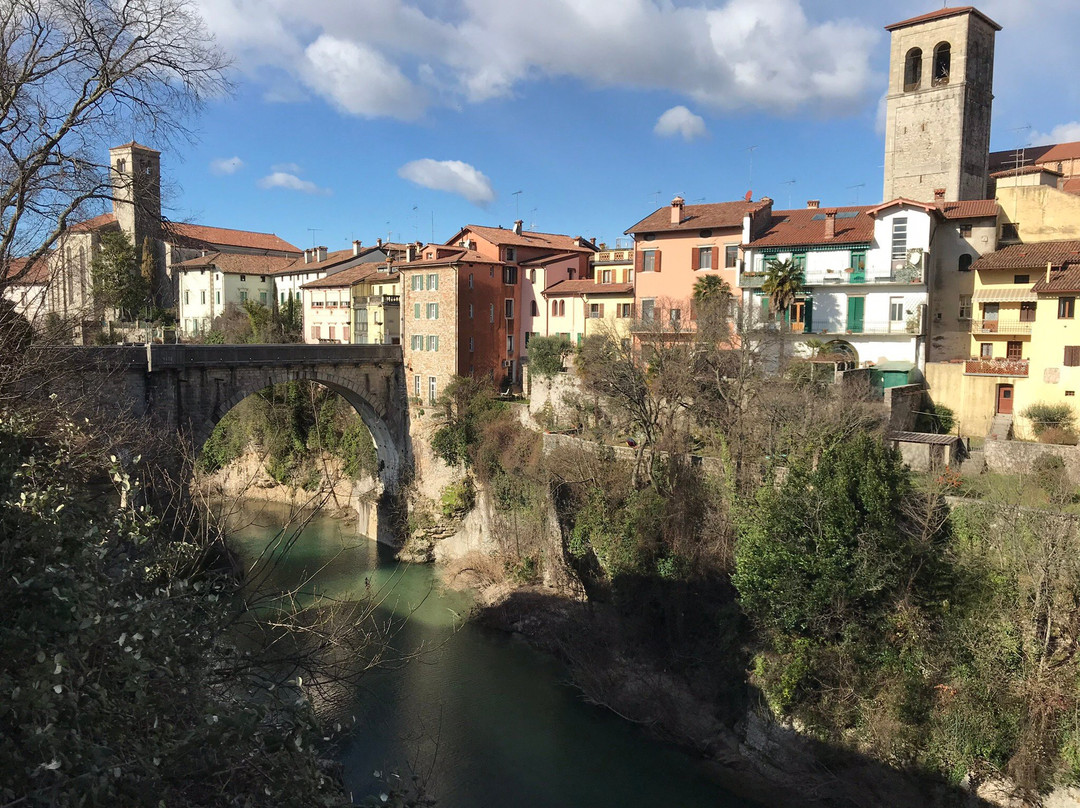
[300,35,425,120]
[193,0,881,119]
[1029,122,1080,146]
[654,106,707,140]
[210,156,244,175]
[257,171,331,195]
[398,159,495,205]
[271,162,302,173]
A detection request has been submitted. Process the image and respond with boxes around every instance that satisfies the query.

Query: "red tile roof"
[110,141,160,154]
[164,222,300,253]
[747,206,874,248]
[1038,142,1080,164]
[1064,178,1080,196]
[5,254,51,285]
[939,199,999,219]
[453,225,594,252]
[885,6,1000,32]
[69,212,120,232]
[972,241,1080,278]
[400,248,501,267]
[625,200,764,235]
[173,252,299,276]
[543,280,634,296]
[989,142,1080,174]
[990,165,1062,179]
[301,264,398,289]
[519,251,582,266]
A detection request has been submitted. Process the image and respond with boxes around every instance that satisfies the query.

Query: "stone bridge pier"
[44,344,410,544]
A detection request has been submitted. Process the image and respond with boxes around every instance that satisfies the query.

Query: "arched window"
[529,269,536,283]
[958,254,973,272]
[551,300,558,317]
[904,48,922,91]
[558,300,566,317]
[932,42,950,86]
[116,159,127,174]
[531,301,539,317]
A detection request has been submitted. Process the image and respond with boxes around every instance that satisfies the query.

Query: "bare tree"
[0,0,229,288]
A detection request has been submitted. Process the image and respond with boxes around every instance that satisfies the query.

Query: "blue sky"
[154,0,1080,251]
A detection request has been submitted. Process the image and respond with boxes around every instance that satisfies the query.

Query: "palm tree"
[692,274,733,343]
[761,257,803,321]
[692,274,732,303]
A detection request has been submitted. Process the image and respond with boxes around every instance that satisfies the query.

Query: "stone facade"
[882,8,999,202]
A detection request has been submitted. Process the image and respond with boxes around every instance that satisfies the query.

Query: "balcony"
[964,358,1029,377]
[740,269,925,288]
[353,294,400,307]
[970,318,1034,335]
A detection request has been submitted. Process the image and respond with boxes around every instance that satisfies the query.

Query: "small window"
[504,299,514,319]
[529,269,536,283]
[469,273,474,289]
[958,254,973,272]
[411,275,423,291]
[641,298,655,321]
[601,269,612,284]
[589,303,601,319]
[531,300,539,316]
[960,223,973,237]
[1002,223,1020,241]
[1014,274,1030,285]
[414,375,421,398]
[643,251,656,272]
[644,233,656,242]
[551,300,558,317]
[698,247,713,270]
[239,274,246,282]
[507,334,514,355]
[932,42,950,86]
[427,335,439,351]
[558,300,565,317]
[469,303,474,319]
[1066,347,1080,367]
[427,273,439,290]
[239,291,247,302]
[1020,302,1036,322]
[429,377,437,405]
[505,247,516,262]
[427,302,439,319]
[670,308,681,323]
[1060,297,1075,319]
[980,343,993,358]
[1007,341,1023,360]
[904,47,922,91]
[469,337,474,352]
[1068,391,1076,397]
[725,245,738,269]
[958,295,972,320]
[184,290,190,305]
[503,266,518,285]
[489,303,494,323]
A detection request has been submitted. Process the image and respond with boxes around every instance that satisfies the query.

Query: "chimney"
[1047,260,1053,284]
[315,245,327,262]
[670,196,685,225]
[933,188,946,206]
[513,220,523,236]
[824,209,837,239]
[573,237,582,248]
[377,237,383,247]
[352,239,363,256]
[304,248,312,264]
[807,200,820,209]
[406,243,416,262]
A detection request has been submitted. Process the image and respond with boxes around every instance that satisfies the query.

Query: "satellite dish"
[907,248,924,266]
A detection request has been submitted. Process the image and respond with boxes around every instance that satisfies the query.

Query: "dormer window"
[505,247,516,262]
[904,48,922,91]
[932,42,950,86]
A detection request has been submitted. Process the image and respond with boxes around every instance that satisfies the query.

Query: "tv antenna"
[780,179,796,208]
[529,208,538,230]
[847,182,866,204]
[512,190,523,217]
[746,145,760,193]
[650,190,662,208]
[306,227,321,247]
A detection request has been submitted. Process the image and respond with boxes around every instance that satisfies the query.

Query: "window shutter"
[691,248,700,271]
[1065,346,1080,367]
[635,249,644,274]
[711,247,718,269]
[655,251,662,273]
[598,303,605,318]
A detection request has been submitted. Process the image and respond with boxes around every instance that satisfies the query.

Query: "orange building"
[624,196,772,324]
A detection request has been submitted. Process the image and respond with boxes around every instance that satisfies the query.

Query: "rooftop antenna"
[529,207,538,230]
[306,228,321,247]
[650,190,662,208]
[693,196,706,203]
[847,183,866,204]
[780,179,796,208]
[512,190,523,217]
[745,145,760,194]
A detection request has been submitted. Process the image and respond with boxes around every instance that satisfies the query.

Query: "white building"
[740,199,937,369]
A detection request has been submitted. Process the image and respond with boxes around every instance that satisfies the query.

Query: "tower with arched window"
[882,7,1000,203]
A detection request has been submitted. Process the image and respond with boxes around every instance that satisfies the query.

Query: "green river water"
[226,502,759,808]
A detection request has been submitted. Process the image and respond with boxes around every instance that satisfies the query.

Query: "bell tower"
[108,141,161,248]
[882,7,1000,202]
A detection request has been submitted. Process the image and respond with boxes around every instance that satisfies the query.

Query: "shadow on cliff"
[476,578,998,808]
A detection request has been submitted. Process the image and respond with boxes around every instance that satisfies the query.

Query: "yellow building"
[928,240,1080,437]
[542,272,635,345]
[301,263,401,345]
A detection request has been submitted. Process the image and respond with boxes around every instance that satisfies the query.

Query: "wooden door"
[847,297,864,333]
[997,384,1014,415]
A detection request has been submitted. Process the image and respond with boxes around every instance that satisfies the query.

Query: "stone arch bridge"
[43,344,409,538]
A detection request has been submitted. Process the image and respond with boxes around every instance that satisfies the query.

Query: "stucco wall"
[925,361,998,437]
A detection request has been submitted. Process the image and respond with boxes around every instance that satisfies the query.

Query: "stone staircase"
[987,413,1013,441]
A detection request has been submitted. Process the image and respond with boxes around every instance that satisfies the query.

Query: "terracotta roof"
[939,199,999,219]
[173,252,299,276]
[400,248,501,267]
[1064,178,1080,196]
[625,200,763,235]
[452,225,594,252]
[110,141,160,154]
[543,280,634,296]
[972,241,1080,279]
[301,264,398,289]
[1033,268,1080,294]
[1038,142,1080,164]
[990,165,1063,179]
[69,212,120,232]
[865,198,937,215]
[885,6,1000,32]
[519,251,581,266]
[889,431,961,446]
[989,142,1080,174]
[164,222,300,253]
[748,206,874,248]
[5,254,51,285]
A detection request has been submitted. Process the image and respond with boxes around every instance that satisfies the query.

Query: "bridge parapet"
[146,343,401,370]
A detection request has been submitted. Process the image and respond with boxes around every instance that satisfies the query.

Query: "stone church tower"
[108,141,169,304]
[882,7,1000,202]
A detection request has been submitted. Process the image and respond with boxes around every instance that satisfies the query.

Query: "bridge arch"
[191,368,403,494]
